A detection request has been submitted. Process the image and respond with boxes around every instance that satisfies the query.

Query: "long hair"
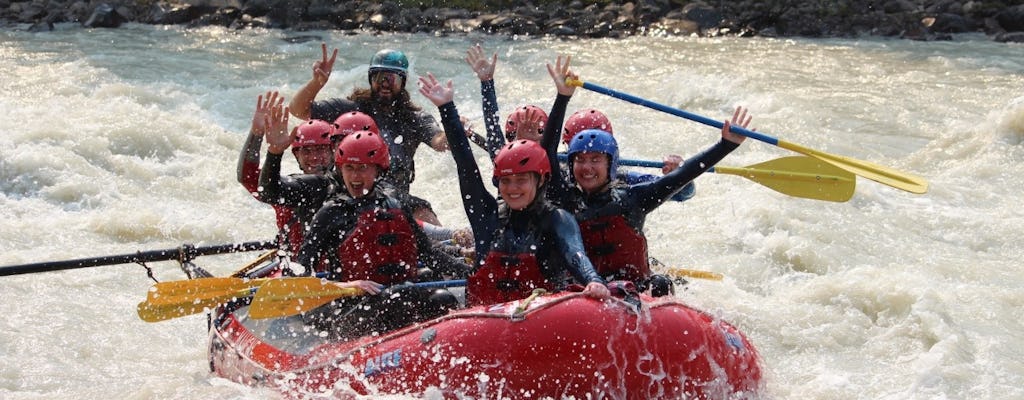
[348,88,421,125]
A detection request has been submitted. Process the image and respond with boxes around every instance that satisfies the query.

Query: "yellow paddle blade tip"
[667,268,724,281]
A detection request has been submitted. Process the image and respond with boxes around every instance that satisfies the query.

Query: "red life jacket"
[577,211,650,283]
[467,251,552,307]
[335,207,419,285]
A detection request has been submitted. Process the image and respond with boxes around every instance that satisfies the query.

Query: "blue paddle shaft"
[557,153,717,173]
[580,81,778,145]
[415,279,467,288]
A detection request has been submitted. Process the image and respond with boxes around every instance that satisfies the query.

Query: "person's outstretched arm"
[419,73,499,258]
[289,43,337,120]
[550,209,609,299]
[465,44,504,160]
[633,107,751,212]
[238,91,282,193]
[540,55,578,203]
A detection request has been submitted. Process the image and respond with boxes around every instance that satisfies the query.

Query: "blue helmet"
[368,49,409,80]
[567,129,619,181]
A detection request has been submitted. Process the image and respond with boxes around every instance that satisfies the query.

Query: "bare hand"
[546,55,577,97]
[465,44,497,81]
[251,91,282,136]
[460,116,476,138]
[583,282,610,300]
[511,107,545,142]
[265,103,293,154]
[662,154,683,175]
[452,227,474,248]
[722,106,752,145]
[313,43,338,87]
[335,280,384,295]
[417,73,454,106]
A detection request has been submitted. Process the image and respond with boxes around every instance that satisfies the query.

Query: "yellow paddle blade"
[777,141,928,194]
[144,277,264,305]
[136,287,252,322]
[667,268,724,281]
[249,277,365,320]
[714,156,856,202]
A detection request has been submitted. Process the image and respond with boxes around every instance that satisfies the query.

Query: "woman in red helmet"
[237,91,336,257]
[418,72,609,307]
[291,130,468,337]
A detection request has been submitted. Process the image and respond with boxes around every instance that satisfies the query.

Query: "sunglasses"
[371,72,404,86]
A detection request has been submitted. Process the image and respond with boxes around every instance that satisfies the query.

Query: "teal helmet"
[368,49,409,84]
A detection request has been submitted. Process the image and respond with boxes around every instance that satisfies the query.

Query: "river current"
[1,24,1022,399]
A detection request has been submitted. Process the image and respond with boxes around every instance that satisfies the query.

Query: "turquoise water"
[1,24,1022,399]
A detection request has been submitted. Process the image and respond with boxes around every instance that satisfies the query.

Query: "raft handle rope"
[135,254,159,283]
[511,288,548,321]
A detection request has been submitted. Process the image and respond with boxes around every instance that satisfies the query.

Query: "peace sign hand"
[313,43,338,87]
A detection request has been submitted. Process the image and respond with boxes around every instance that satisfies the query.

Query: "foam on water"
[1,26,1023,399]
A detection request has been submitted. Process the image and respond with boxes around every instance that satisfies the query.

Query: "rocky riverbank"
[3,0,1024,42]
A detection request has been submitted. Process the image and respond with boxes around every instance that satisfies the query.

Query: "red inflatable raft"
[209,289,763,399]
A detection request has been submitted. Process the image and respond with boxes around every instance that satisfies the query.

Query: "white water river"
[1,25,1022,399]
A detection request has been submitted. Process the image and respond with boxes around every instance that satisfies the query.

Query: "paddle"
[668,268,724,281]
[137,286,257,322]
[559,154,855,202]
[0,241,277,277]
[249,277,467,320]
[136,276,277,322]
[566,79,928,194]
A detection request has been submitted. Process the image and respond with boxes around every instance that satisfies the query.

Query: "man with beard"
[289,44,446,225]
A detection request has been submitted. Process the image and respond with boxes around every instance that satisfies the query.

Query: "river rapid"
[1,25,1022,399]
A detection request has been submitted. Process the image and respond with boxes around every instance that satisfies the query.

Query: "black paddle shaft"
[0,241,276,277]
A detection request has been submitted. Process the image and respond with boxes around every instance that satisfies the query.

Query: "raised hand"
[722,106,752,145]
[465,43,497,81]
[265,102,293,155]
[251,91,282,135]
[313,43,338,87]
[417,73,454,107]
[511,107,546,142]
[546,55,578,97]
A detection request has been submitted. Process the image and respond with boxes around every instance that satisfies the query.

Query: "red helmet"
[293,119,334,148]
[563,109,613,145]
[504,105,548,141]
[493,140,551,180]
[332,111,379,141]
[335,130,390,170]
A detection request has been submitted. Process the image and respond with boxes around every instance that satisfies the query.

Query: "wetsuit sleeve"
[480,79,504,161]
[541,94,573,205]
[632,139,740,213]
[237,131,263,194]
[257,152,332,209]
[623,171,695,203]
[412,110,443,146]
[310,97,358,123]
[550,209,606,285]
[409,213,470,279]
[294,202,351,276]
[438,101,499,259]
[420,222,455,242]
